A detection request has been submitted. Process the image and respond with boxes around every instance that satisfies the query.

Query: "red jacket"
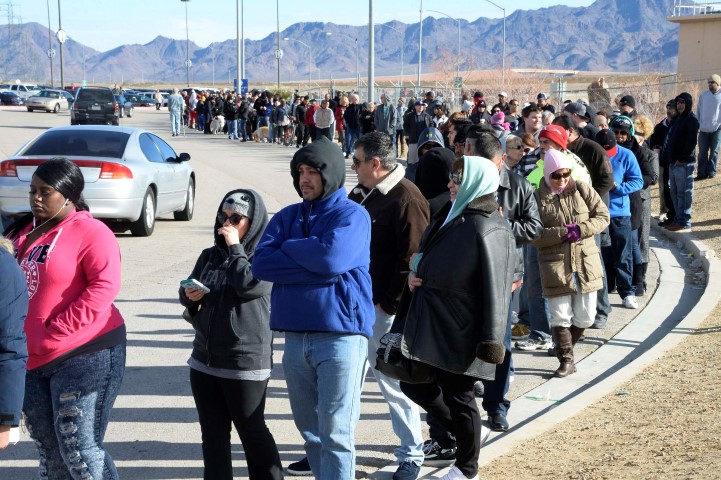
[334,106,345,131]
[10,210,125,369]
[305,104,318,126]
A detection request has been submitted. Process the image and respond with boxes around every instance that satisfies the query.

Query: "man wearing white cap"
[696,74,721,179]
[493,92,510,115]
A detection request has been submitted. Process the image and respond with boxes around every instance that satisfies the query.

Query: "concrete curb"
[373,226,720,479]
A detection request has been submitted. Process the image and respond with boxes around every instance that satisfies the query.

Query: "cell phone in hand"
[180,278,210,293]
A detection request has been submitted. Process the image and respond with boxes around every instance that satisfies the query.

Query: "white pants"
[548,291,597,328]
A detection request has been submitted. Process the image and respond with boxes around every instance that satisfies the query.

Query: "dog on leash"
[252,126,270,142]
[210,115,226,134]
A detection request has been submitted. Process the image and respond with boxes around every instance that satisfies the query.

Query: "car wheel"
[27,107,33,112]
[112,117,120,126]
[119,107,124,118]
[130,188,156,237]
[53,103,60,113]
[128,107,133,118]
[174,178,195,221]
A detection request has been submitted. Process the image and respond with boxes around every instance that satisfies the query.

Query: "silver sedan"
[0,125,195,236]
[26,89,70,113]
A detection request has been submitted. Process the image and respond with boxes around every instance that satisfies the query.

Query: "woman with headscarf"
[399,156,515,480]
[532,150,609,378]
[4,158,126,479]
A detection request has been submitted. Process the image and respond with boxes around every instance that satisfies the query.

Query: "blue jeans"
[283,332,367,480]
[239,119,248,141]
[669,162,695,227]
[170,110,182,135]
[227,119,238,139]
[364,306,424,466]
[518,244,551,341]
[481,297,513,416]
[345,127,361,155]
[595,233,612,322]
[24,344,126,480]
[257,116,268,128]
[698,129,721,178]
[609,216,634,298]
[267,122,275,142]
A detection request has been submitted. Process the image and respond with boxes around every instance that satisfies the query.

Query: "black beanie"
[290,137,346,200]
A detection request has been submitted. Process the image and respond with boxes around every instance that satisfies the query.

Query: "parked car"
[126,94,155,107]
[0,126,195,237]
[0,83,42,99]
[26,89,70,113]
[70,87,119,126]
[0,91,24,106]
[114,94,134,118]
[140,92,168,107]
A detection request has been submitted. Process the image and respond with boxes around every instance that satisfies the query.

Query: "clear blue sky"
[13,0,594,51]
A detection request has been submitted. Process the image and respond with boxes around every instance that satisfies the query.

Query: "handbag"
[375,332,436,384]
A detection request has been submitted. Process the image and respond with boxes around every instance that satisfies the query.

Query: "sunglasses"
[676,99,686,104]
[550,171,571,180]
[613,129,628,135]
[509,145,524,150]
[217,212,245,225]
[351,156,368,167]
[449,171,463,185]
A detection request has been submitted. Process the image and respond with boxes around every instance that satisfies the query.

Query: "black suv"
[70,87,119,126]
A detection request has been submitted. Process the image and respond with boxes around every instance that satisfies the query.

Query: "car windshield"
[38,90,61,98]
[23,130,130,158]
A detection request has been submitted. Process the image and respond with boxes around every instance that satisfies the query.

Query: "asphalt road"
[0,105,660,479]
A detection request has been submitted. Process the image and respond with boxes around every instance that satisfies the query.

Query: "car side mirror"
[177,153,191,162]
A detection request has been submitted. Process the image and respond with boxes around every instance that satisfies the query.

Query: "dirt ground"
[479,177,721,479]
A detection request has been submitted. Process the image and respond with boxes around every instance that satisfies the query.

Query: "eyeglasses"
[449,171,463,185]
[550,171,571,180]
[217,212,245,225]
[352,156,366,167]
[509,145,524,150]
[613,129,628,135]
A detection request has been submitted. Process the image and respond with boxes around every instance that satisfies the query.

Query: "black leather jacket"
[400,195,515,379]
[497,165,543,282]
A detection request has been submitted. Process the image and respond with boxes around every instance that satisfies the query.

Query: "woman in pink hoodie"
[4,158,125,480]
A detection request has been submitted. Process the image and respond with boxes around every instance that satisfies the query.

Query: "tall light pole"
[57,0,65,89]
[426,10,461,78]
[237,0,243,92]
[482,0,506,86]
[418,0,423,89]
[377,23,404,87]
[181,0,191,87]
[283,37,312,91]
[368,0,374,103]
[46,0,54,87]
[275,0,281,91]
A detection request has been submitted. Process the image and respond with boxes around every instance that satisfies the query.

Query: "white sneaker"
[480,421,492,447]
[623,295,639,309]
[439,465,479,480]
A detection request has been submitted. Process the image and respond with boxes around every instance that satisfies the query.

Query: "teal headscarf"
[443,155,500,226]
[410,156,499,273]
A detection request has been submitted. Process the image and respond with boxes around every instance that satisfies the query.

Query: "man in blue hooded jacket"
[252,137,375,480]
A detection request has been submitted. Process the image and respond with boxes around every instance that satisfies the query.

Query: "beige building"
[668,2,721,81]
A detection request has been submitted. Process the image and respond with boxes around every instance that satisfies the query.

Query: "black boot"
[633,263,646,297]
[552,327,576,378]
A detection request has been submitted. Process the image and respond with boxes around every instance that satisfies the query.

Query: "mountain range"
[0,0,679,86]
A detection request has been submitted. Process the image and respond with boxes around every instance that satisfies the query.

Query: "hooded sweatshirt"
[8,210,125,370]
[252,137,375,337]
[667,92,700,164]
[179,189,273,373]
[414,147,454,217]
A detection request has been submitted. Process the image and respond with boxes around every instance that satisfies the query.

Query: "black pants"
[296,123,307,146]
[662,164,676,223]
[401,371,481,478]
[189,369,283,480]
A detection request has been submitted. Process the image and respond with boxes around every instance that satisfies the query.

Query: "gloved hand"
[562,223,581,243]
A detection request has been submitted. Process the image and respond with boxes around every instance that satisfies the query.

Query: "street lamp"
[418,0,423,89]
[46,0,54,87]
[275,0,281,91]
[328,32,359,94]
[181,0,191,87]
[283,37,312,91]
[57,0,66,89]
[425,10,461,78]
[482,0,506,86]
[376,23,404,88]
[237,0,243,92]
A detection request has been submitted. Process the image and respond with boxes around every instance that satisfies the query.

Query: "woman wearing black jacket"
[179,189,282,480]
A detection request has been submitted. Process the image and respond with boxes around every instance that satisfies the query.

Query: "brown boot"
[570,325,585,346]
[552,326,576,378]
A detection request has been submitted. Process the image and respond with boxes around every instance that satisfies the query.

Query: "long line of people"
[2,75,719,480]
